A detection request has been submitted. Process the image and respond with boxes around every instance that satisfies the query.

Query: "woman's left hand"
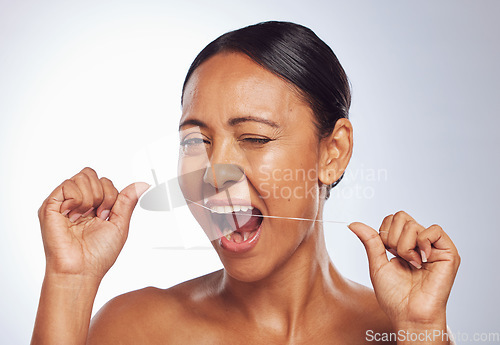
[348,211,460,331]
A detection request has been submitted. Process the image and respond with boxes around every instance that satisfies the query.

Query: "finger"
[108,182,150,233]
[396,220,425,268]
[379,214,393,249]
[417,225,459,265]
[41,179,83,221]
[81,167,104,210]
[387,211,414,250]
[68,172,94,221]
[97,177,119,220]
[348,222,389,276]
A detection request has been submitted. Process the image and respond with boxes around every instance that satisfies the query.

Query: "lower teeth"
[223,229,254,243]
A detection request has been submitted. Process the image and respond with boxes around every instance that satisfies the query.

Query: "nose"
[203,163,244,189]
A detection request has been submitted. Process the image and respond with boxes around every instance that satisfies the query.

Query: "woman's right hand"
[38,167,150,281]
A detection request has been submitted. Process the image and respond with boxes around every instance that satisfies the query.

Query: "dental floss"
[141,167,391,242]
[152,198,388,249]
[185,198,350,224]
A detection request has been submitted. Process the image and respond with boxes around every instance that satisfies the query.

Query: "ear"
[318,118,353,186]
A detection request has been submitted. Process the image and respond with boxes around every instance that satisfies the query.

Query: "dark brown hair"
[182,21,351,196]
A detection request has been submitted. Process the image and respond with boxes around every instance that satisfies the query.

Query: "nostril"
[203,164,245,188]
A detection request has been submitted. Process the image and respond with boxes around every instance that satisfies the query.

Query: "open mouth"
[209,206,263,244]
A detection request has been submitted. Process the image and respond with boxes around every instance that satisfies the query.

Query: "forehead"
[181,52,309,122]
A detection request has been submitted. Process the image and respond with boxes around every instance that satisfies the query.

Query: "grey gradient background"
[1,0,499,343]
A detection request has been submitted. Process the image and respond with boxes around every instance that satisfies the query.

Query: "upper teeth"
[209,205,254,213]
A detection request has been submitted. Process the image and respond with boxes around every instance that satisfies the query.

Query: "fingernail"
[99,209,110,220]
[62,209,70,216]
[69,213,82,222]
[82,207,94,217]
[420,250,427,263]
[409,260,422,269]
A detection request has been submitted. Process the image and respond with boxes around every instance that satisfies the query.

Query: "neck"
[220,222,345,336]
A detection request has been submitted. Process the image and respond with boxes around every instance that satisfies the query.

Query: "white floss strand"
[184,198,350,224]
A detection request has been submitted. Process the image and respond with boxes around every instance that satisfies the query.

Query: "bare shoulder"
[341,279,396,345]
[87,270,223,345]
[344,279,388,324]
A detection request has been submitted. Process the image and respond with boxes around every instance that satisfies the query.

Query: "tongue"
[232,231,244,243]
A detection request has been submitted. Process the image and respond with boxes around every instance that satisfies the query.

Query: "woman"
[31,21,460,344]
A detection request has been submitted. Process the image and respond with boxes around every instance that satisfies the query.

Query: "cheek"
[251,146,320,218]
[249,144,321,257]
[177,155,216,237]
[178,154,207,202]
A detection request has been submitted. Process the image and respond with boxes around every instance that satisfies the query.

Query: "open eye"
[180,137,209,146]
[180,136,211,155]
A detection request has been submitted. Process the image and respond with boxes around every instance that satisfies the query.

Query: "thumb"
[109,182,150,231]
[348,222,389,275]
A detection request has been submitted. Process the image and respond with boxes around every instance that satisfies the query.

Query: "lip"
[217,223,262,253]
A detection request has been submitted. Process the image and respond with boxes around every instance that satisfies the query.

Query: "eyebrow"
[178,119,208,131]
[227,116,280,128]
[178,115,280,131]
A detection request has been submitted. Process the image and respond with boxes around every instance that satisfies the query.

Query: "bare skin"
[32,53,460,345]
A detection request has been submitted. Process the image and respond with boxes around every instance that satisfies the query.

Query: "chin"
[220,259,276,283]
[214,242,302,285]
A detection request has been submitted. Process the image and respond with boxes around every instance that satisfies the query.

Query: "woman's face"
[178,52,326,282]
